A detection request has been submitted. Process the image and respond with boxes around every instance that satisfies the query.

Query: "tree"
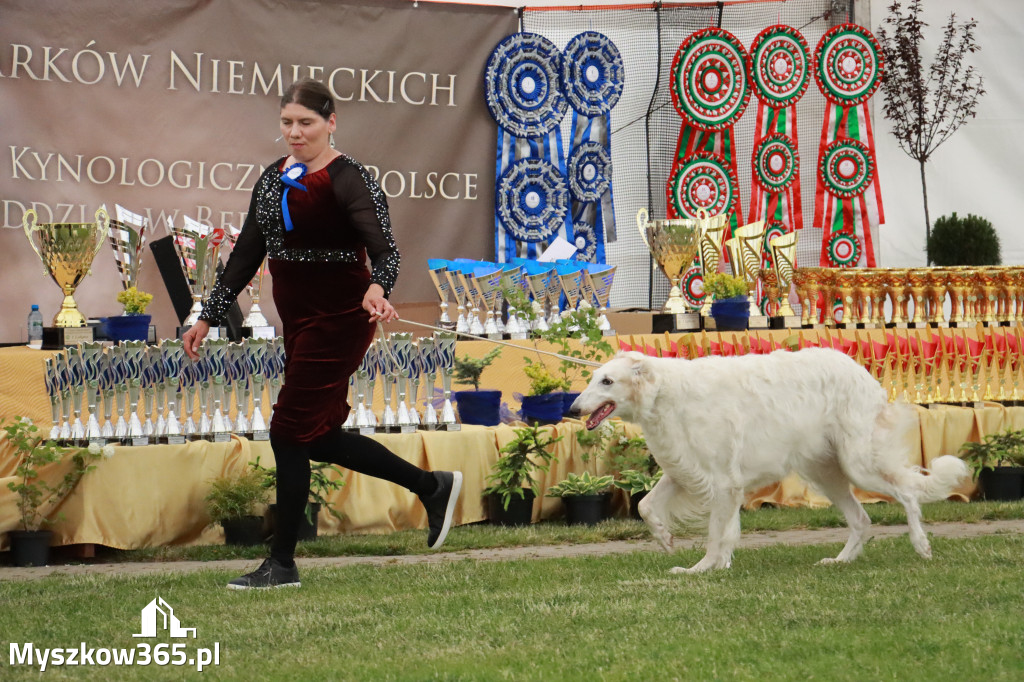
[876,0,985,264]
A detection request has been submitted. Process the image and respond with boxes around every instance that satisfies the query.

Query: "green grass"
[75,499,1024,564]
[0,534,1022,681]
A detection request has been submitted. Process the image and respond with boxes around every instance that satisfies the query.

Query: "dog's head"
[569,351,654,429]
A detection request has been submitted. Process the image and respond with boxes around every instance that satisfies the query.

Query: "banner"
[0,0,517,339]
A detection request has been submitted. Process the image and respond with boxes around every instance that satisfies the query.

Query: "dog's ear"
[628,353,654,389]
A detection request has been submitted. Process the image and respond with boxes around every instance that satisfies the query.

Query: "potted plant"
[614,469,664,519]
[547,471,615,526]
[519,360,570,425]
[3,416,111,566]
[452,346,503,426]
[704,272,750,331]
[105,286,154,342]
[484,423,561,526]
[533,303,614,416]
[252,456,346,541]
[204,468,272,546]
[959,429,1024,501]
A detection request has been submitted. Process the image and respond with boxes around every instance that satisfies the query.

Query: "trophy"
[768,231,799,327]
[23,206,110,346]
[390,333,417,433]
[98,352,116,439]
[417,337,439,430]
[242,338,269,440]
[43,357,65,441]
[161,339,187,444]
[244,257,274,338]
[555,262,586,321]
[107,344,130,440]
[455,264,486,336]
[145,346,166,439]
[205,337,232,441]
[442,265,471,334]
[637,208,702,331]
[435,331,459,430]
[583,264,616,334]
[226,342,250,436]
[724,221,767,327]
[123,341,149,445]
[170,216,223,330]
[543,266,565,328]
[352,345,376,434]
[472,266,504,339]
[108,204,149,291]
[427,259,455,329]
[522,264,552,332]
[696,209,728,317]
[80,342,105,445]
[500,264,529,339]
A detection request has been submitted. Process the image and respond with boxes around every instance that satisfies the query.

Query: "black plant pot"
[267,503,320,542]
[486,489,535,527]
[221,516,267,546]
[979,467,1024,501]
[629,491,649,520]
[563,493,611,526]
[9,529,53,567]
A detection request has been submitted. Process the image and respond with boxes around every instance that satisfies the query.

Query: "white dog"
[570,349,969,573]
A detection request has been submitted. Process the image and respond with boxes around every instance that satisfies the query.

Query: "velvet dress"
[199,155,400,444]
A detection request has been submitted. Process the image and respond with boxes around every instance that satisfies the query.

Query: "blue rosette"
[496,158,568,243]
[571,220,598,263]
[561,31,624,116]
[567,141,611,204]
[485,32,567,138]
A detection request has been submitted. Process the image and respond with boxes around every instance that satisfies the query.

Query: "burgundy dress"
[200,155,400,444]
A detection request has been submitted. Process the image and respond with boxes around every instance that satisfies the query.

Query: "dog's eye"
[600,377,613,386]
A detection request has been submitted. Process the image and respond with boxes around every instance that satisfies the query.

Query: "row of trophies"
[22,205,274,345]
[427,258,616,337]
[792,266,1024,328]
[41,331,466,447]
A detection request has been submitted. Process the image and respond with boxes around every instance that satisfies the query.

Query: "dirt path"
[3,520,1022,583]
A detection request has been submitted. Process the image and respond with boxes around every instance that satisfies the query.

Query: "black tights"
[269,428,438,565]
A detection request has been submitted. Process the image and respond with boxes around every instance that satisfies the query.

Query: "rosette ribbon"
[486,32,571,262]
[562,31,624,264]
[813,24,886,269]
[280,163,308,232]
[747,25,809,259]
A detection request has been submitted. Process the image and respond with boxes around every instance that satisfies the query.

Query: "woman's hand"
[362,283,399,323]
[182,320,211,360]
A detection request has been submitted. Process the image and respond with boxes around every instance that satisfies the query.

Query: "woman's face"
[280,101,335,163]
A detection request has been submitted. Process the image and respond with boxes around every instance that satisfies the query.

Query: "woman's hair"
[281,78,335,119]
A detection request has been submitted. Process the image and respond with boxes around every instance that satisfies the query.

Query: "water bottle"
[27,304,43,349]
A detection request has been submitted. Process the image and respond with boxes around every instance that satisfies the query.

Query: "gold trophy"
[724,220,766,327]
[884,268,910,327]
[23,207,110,346]
[768,231,799,326]
[696,208,728,317]
[636,208,701,331]
[833,268,858,329]
[946,267,971,327]
[792,266,823,327]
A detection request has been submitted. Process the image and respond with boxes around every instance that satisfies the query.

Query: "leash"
[373,318,603,368]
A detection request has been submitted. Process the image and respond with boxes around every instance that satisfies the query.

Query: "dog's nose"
[566,406,581,419]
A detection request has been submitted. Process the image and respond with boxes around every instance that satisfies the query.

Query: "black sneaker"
[226,558,300,590]
[419,471,462,549]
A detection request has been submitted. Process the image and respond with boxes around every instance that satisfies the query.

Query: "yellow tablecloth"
[2,342,1021,550]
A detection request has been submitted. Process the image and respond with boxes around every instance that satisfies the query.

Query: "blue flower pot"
[454,389,502,426]
[520,393,564,425]
[562,392,581,417]
[103,314,151,342]
[710,297,749,331]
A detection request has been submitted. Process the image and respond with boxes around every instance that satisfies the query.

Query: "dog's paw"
[815,557,848,566]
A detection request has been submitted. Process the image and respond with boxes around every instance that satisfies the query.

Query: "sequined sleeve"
[330,160,400,296]
[198,188,268,326]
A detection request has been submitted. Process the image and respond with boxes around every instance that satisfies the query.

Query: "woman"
[183,79,461,590]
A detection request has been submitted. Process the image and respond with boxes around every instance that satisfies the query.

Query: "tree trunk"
[920,160,931,265]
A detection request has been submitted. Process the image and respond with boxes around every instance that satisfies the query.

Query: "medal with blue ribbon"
[280,163,307,232]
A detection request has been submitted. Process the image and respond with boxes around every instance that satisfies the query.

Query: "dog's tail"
[870,402,969,503]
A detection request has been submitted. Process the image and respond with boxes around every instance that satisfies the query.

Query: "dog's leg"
[891,488,931,559]
[638,475,677,552]
[807,462,873,565]
[670,489,742,574]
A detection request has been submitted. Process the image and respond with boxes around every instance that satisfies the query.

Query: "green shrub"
[927,213,1001,266]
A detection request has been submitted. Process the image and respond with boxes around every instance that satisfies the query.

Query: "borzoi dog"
[570,349,968,573]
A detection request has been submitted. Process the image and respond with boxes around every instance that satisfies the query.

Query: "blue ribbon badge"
[280,163,308,232]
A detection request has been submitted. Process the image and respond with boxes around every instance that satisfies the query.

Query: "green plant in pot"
[704,272,750,331]
[958,428,1024,501]
[532,302,613,417]
[547,471,615,526]
[483,423,561,525]
[3,416,111,566]
[205,468,272,546]
[519,360,570,425]
[452,346,503,426]
[106,286,154,342]
[250,456,346,541]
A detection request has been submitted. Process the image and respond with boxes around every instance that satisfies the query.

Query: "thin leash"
[373,318,603,368]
